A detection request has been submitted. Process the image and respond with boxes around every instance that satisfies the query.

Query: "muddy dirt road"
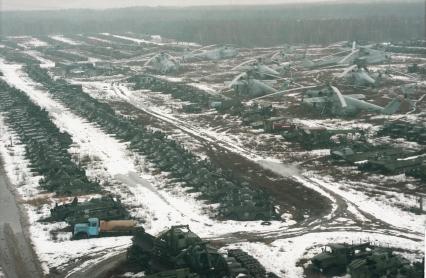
[0,158,42,278]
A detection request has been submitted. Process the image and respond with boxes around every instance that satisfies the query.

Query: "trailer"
[73,217,141,239]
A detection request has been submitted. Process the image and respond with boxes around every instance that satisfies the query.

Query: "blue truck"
[73,217,140,239]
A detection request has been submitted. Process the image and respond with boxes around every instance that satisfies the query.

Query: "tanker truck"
[73,217,142,239]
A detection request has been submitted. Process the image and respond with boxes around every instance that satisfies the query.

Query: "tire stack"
[227,249,269,278]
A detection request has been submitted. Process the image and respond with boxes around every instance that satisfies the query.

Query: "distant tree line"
[0,1,424,46]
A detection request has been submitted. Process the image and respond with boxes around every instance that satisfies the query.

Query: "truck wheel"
[74,232,89,240]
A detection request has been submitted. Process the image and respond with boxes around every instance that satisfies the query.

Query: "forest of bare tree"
[1,0,424,46]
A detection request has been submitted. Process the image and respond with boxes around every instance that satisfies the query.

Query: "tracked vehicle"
[127,225,274,277]
[49,196,130,225]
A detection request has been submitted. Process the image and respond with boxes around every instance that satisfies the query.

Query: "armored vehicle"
[311,242,371,274]
[128,225,233,277]
[182,104,202,113]
[408,63,426,74]
[406,160,426,181]
[49,196,130,225]
[283,126,363,150]
[378,121,426,145]
[348,249,424,278]
[358,156,425,175]
[330,143,414,164]
[127,225,273,277]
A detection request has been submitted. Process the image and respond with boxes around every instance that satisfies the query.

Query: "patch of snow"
[50,35,81,46]
[87,36,113,44]
[224,231,424,277]
[109,34,164,46]
[154,75,184,82]
[308,175,426,234]
[22,38,49,48]
[150,35,162,43]
[188,83,218,95]
[25,50,55,68]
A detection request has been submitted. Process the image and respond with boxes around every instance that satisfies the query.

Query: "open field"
[0,31,424,277]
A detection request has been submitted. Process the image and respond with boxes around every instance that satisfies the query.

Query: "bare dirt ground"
[0,157,43,278]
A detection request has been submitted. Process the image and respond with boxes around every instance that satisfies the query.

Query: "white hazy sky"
[1,0,340,11]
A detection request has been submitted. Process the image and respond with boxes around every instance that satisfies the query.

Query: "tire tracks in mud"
[111,90,333,218]
[104,86,423,242]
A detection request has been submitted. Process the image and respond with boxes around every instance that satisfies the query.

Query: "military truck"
[348,250,424,278]
[378,121,426,145]
[310,242,371,274]
[358,156,426,174]
[73,217,140,239]
[182,104,202,113]
[241,104,275,127]
[406,160,426,181]
[408,63,426,74]
[310,243,424,278]
[263,117,295,133]
[330,143,415,164]
[283,126,363,150]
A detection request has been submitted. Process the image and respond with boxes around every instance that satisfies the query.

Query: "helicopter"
[143,52,180,74]
[183,45,239,61]
[225,69,278,97]
[232,58,281,80]
[337,59,379,87]
[339,44,391,66]
[303,42,391,69]
[302,85,401,116]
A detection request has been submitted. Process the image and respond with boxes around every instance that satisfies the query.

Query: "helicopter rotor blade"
[338,64,358,78]
[192,44,217,53]
[270,50,283,61]
[387,68,417,80]
[232,59,256,70]
[338,49,359,64]
[143,53,160,67]
[330,85,348,108]
[250,85,317,101]
[228,72,247,88]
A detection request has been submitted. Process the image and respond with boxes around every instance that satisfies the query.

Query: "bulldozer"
[128,225,232,277]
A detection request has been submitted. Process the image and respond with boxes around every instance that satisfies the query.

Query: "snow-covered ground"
[103,33,164,46]
[87,36,114,44]
[79,81,425,236]
[0,60,304,273]
[0,35,425,277]
[224,231,424,277]
[305,175,426,234]
[24,50,55,68]
[0,112,131,273]
[14,37,49,48]
[50,35,82,46]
